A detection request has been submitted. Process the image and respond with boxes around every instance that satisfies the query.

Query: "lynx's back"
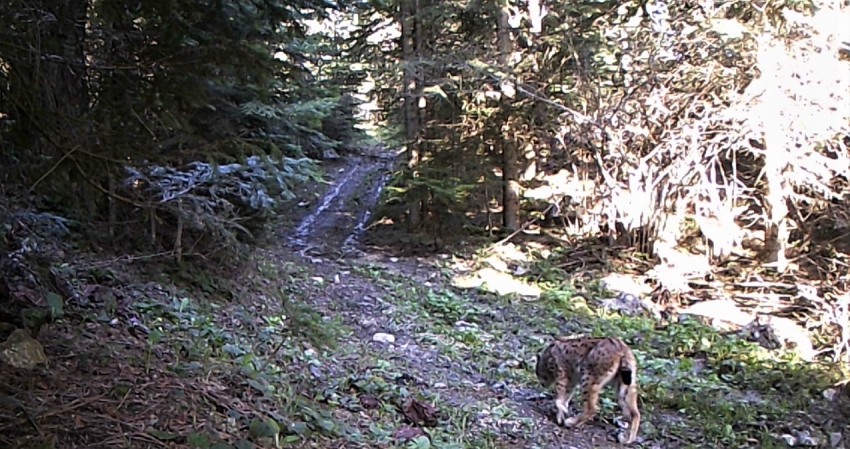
[535,335,601,387]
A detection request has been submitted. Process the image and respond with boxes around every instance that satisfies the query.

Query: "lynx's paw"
[555,409,566,425]
[562,416,580,427]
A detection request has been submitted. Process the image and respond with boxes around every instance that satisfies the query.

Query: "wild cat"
[535,335,641,444]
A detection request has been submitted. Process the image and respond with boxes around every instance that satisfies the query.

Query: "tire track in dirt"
[290,154,392,253]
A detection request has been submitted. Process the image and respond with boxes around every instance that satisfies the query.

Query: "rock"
[739,315,815,361]
[372,332,396,344]
[823,388,838,400]
[829,432,842,447]
[0,328,48,370]
[599,292,661,318]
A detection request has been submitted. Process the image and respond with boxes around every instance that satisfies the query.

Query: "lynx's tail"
[618,352,633,385]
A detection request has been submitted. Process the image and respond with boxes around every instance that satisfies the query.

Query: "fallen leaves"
[400,397,439,428]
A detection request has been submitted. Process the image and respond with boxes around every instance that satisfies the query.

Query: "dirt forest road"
[280,151,640,449]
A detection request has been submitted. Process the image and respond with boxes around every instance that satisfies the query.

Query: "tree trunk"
[527,0,544,34]
[760,44,792,272]
[502,135,520,231]
[496,0,512,59]
[763,136,791,272]
[6,0,91,207]
[497,0,520,231]
[400,0,422,230]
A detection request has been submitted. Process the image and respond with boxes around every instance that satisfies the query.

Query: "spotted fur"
[535,335,641,444]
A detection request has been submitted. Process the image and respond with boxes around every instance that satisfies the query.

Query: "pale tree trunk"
[762,124,791,272]
[400,0,422,229]
[527,0,544,34]
[502,135,520,231]
[497,0,520,231]
[759,40,793,272]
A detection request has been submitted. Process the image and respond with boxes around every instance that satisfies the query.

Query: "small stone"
[308,365,322,378]
[0,329,48,370]
[778,434,796,445]
[372,333,396,344]
[830,432,842,447]
[824,388,838,400]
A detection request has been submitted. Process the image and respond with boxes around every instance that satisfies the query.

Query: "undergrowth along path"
[275,153,846,449]
[0,153,844,449]
[273,152,628,448]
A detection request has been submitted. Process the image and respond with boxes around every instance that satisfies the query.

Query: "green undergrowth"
[542,289,839,447]
[121,254,844,449]
[349,261,843,448]
[128,257,350,448]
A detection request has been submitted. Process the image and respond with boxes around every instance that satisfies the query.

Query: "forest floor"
[0,151,848,449]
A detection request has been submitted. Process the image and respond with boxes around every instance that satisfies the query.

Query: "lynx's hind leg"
[616,377,640,444]
[616,350,641,444]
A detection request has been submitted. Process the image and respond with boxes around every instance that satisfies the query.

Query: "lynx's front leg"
[553,374,575,426]
[562,372,603,428]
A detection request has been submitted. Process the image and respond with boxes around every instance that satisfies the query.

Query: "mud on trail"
[289,152,392,253]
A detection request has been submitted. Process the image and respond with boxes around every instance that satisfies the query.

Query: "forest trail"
[279,152,632,448]
[3,152,840,449]
[289,149,393,253]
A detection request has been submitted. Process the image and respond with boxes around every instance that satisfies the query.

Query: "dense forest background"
[1,0,849,448]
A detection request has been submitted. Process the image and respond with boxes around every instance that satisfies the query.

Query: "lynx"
[535,335,641,444]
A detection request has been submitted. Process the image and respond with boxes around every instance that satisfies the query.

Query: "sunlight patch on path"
[452,267,542,298]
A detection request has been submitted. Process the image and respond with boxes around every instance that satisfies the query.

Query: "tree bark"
[502,134,521,231]
[497,0,520,231]
[527,0,544,34]
[400,0,422,230]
